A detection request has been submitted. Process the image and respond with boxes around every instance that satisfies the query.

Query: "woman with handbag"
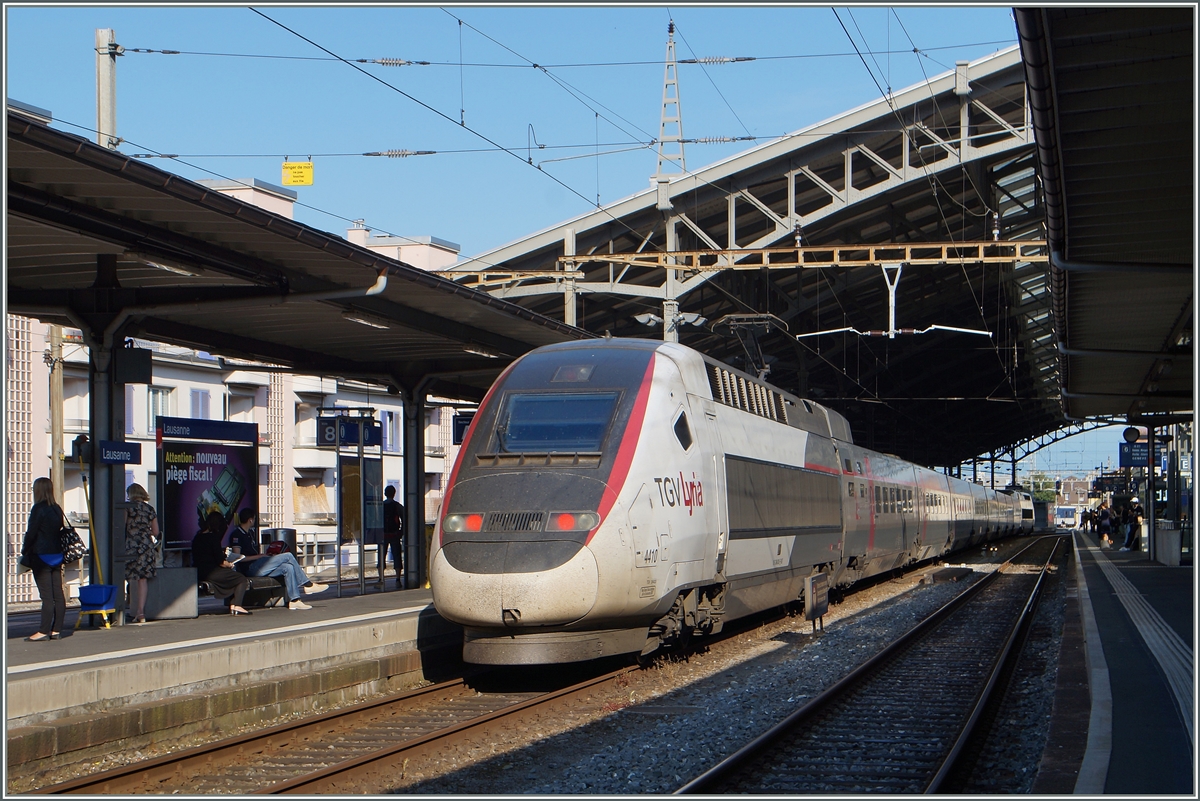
[21,477,66,641]
[124,483,159,624]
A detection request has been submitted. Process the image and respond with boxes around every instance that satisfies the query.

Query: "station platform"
[1033,529,1194,795]
[5,578,463,777]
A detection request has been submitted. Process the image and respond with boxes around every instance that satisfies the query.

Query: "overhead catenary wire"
[121,40,1018,68]
[829,8,1021,405]
[43,115,519,272]
[666,14,754,140]
[247,7,663,253]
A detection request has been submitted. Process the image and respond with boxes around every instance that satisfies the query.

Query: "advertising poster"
[338,454,383,544]
[159,441,258,549]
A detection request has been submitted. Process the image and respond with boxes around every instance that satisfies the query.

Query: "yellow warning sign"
[281,161,313,186]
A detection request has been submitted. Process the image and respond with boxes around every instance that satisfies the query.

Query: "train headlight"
[546,512,600,532]
[443,513,484,533]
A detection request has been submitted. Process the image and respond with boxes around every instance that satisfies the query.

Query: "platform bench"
[197,575,286,608]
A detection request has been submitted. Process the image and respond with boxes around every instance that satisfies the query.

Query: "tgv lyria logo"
[654,472,704,515]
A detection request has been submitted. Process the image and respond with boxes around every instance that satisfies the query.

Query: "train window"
[875,485,881,514]
[860,485,865,498]
[673,412,693,450]
[494,391,619,452]
[848,481,855,497]
[856,461,863,474]
[889,487,896,514]
[844,459,852,473]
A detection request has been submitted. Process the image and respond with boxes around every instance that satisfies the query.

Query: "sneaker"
[288,600,313,610]
[303,582,328,595]
[1119,547,1130,551]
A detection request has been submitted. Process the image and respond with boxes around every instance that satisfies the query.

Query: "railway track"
[41,665,636,795]
[676,535,1064,794]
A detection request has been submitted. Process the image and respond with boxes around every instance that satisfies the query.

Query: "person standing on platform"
[1098,501,1113,548]
[381,485,405,589]
[21,477,66,641]
[228,509,326,610]
[193,511,251,615]
[1121,498,1145,551]
[124,483,160,624]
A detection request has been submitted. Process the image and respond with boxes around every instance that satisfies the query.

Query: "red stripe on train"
[587,353,656,546]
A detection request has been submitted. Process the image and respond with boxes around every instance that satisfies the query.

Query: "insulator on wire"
[684,136,757,144]
[682,56,755,64]
[365,150,436,158]
[373,58,429,67]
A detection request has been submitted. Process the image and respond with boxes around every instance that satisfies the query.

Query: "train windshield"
[493,392,620,453]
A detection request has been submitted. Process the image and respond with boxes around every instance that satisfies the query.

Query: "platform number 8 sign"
[317,416,339,448]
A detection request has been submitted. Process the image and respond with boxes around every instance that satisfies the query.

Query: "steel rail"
[925,536,1063,792]
[42,678,473,794]
[675,536,1062,794]
[265,664,639,794]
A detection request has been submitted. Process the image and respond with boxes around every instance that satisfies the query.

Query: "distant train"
[430,339,1034,664]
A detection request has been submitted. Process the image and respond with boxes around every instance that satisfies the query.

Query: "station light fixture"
[341,310,391,330]
[463,344,501,359]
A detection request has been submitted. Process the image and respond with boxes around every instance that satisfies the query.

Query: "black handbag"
[59,514,88,564]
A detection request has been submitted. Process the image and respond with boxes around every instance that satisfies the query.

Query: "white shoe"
[288,600,312,610]
[303,582,328,595]
[1119,547,1130,551]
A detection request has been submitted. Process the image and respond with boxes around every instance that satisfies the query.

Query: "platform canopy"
[444,47,1064,467]
[1016,7,1194,423]
[6,109,589,401]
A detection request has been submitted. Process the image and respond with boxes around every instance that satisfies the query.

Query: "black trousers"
[32,564,66,634]
[203,567,248,607]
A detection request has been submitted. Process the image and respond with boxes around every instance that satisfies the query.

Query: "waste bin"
[1154,525,1182,567]
[260,527,297,554]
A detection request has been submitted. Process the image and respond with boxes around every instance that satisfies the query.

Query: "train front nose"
[431,539,599,627]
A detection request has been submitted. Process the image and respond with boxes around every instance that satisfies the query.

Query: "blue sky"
[5,4,1019,258]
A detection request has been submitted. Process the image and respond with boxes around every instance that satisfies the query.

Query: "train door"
[838,445,870,564]
[692,398,728,578]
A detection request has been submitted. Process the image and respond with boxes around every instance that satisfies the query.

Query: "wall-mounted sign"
[99,440,141,464]
[281,161,313,186]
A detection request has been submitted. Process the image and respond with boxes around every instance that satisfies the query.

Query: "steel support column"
[402,382,430,589]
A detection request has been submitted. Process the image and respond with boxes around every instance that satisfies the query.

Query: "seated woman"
[228,509,326,611]
[192,511,251,615]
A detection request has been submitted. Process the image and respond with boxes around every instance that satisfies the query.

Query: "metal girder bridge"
[441,46,1061,467]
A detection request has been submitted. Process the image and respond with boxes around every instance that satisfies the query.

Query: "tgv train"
[430,339,1034,664]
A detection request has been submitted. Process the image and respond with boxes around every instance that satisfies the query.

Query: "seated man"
[228,509,326,610]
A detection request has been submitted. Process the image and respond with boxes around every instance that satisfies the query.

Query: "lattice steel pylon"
[654,21,685,182]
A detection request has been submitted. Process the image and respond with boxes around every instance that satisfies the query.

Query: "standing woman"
[21,477,66,641]
[124,483,160,623]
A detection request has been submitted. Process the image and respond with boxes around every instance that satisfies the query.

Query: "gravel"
[394,544,1066,794]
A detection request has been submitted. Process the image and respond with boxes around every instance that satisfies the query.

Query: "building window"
[381,411,401,453]
[148,387,172,432]
[190,389,211,419]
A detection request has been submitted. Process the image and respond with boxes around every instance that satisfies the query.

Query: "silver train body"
[430,339,1034,664]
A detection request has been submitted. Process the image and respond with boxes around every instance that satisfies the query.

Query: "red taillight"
[546,511,600,532]
[465,514,484,532]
